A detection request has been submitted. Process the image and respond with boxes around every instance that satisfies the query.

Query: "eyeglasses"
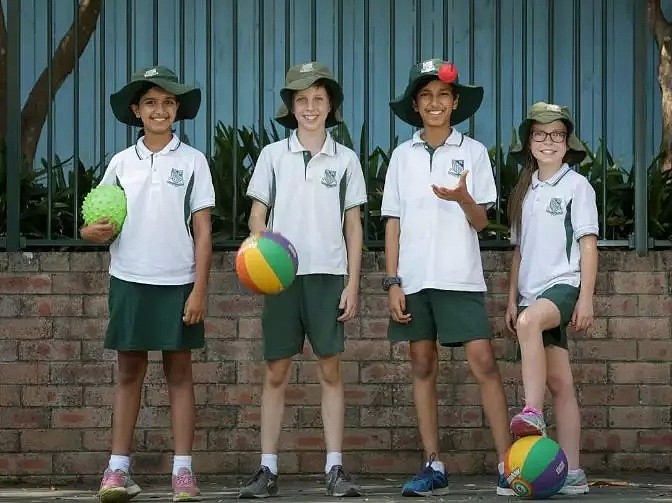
[530,130,567,143]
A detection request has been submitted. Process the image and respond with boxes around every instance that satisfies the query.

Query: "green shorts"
[387,289,491,347]
[105,276,204,351]
[519,284,579,350]
[262,274,345,361]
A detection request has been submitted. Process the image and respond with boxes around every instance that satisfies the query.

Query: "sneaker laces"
[245,466,266,485]
[175,470,195,488]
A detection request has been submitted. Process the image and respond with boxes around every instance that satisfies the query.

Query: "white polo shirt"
[511,164,599,305]
[381,129,496,295]
[99,134,215,285]
[246,131,367,276]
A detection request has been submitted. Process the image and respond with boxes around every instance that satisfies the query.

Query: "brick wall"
[1,250,671,481]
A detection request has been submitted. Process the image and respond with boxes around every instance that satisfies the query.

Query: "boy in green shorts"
[381,58,513,497]
[240,62,366,498]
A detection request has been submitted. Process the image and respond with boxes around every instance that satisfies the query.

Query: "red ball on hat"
[438,63,458,84]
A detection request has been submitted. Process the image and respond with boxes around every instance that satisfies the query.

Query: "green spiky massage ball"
[82,185,127,235]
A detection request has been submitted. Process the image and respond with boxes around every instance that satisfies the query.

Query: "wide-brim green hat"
[389,58,483,128]
[110,65,201,127]
[274,61,344,129]
[510,101,586,166]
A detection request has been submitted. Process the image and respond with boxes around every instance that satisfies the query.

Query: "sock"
[172,455,192,476]
[261,454,278,475]
[429,459,445,474]
[325,452,342,473]
[108,455,130,473]
[498,461,505,475]
[568,468,583,476]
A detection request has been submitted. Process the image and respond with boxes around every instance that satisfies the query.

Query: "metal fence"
[1,0,663,252]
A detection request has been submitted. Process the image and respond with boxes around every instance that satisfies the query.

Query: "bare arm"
[248,200,269,235]
[459,196,489,232]
[508,246,521,305]
[578,234,598,302]
[384,217,400,277]
[343,206,363,288]
[183,208,212,325]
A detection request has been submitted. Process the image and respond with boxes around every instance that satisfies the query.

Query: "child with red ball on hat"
[381,58,513,497]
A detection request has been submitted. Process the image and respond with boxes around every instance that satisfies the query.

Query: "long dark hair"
[507,154,537,236]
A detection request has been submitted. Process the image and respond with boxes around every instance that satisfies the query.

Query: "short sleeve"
[571,177,599,240]
[246,146,273,206]
[344,155,367,210]
[98,156,120,186]
[380,149,401,218]
[190,152,216,213]
[471,144,497,207]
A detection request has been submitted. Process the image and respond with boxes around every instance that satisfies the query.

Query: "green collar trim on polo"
[531,163,571,188]
[411,129,464,149]
[135,133,182,160]
[287,131,337,157]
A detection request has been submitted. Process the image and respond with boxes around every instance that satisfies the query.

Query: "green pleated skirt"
[104,276,205,351]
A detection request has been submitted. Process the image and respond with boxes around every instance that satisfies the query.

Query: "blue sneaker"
[401,460,449,497]
[497,471,516,496]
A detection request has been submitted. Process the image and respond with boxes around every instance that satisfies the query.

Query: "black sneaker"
[238,466,278,499]
[325,465,362,497]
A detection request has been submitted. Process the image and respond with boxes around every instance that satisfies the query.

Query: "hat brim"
[509,117,586,165]
[274,77,344,129]
[389,77,484,127]
[110,78,201,127]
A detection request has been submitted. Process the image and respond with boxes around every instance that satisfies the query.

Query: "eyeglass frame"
[529,130,568,143]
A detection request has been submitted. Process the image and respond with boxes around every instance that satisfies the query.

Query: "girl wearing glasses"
[504,102,598,495]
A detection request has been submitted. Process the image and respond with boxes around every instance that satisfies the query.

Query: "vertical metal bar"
[572,0,581,135]
[6,0,22,250]
[73,0,81,236]
[442,0,450,58]
[389,0,396,150]
[258,0,265,136]
[336,0,343,140]
[633,0,648,254]
[285,0,291,74]
[310,0,316,61]
[47,0,54,239]
[99,2,106,176]
[232,0,239,238]
[600,0,607,239]
[126,0,133,146]
[363,0,370,241]
[521,0,527,120]
[415,0,421,62]
[206,0,213,157]
[153,0,159,64]
[179,0,185,140]
[547,0,554,101]
[494,0,502,230]
[468,0,475,135]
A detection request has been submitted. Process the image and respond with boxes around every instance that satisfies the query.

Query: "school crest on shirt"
[167,168,185,186]
[546,197,564,215]
[321,169,338,188]
[448,159,465,176]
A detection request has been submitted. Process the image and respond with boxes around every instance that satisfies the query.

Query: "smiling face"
[412,79,459,129]
[291,84,331,133]
[130,86,179,136]
[528,120,568,168]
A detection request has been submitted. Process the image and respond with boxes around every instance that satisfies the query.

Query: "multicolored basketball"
[235,231,298,295]
[504,436,568,499]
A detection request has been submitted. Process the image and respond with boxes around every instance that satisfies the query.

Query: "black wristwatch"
[382,276,402,291]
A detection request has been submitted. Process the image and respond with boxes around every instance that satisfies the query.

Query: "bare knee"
[318,356,342,387]
[409,353,435,380]
[265,359,292,389]
[468,345,501,383]
[163,355,193,387]
[516,312,540,336]
[117,353,148,386]
[547,371,575,398]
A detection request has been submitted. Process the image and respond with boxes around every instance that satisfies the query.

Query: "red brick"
[571,363,607,383]
[188,451,238,474]
[612,272,667,294]
[572,340,636,361]
[50,363,113,384]
[0,408,49,428]
[130,452,171,474]
[194,407,239,428]
[237,406,298,429]
[577,384,638,406]
[145,428,207,451]
[83,386,115,407]
[52,452,106,475]
[143,384,207,407]
[344,384,392,406]
[297,361,358,384]
[438,406,483,427]
[594,295,638,316]
[0,362,49,384]
[360,273,384,293]
[297,406,359,428]
[609,317,670,338]
[237,317,261,339]
[23,386,82,406]
[639,385,672,405]
[638,295,672,316]
[19,340,81,361]
[361,407,417,428]
[38,252,70,271]
[33,295,84,317]
[485,294,508,316]
[484,272,509,294]
[360,450,423,474]
[135,407,171,428]
[283,384,321,405]
[0,318,51,339]
[580,406,608,427]
[638,430,672,451]
[0,340,17,361]
[0,454,52,475]
[51,272,108,294]
[609,406,669,428]
[191,362,236,384]
[0,430,19,452]
[208,272,242,294]
[51,408,112,428]
[581,429,638,452]
[360,295,389,317]
[569,317,608,339]
[360,318,390,339]
[203,317,237,339]
[206,339,262,361]
[342,340,391,360]
[20,429,82,451]
[82,429,112,450]
[83,295,108,316]
[0,385,21,406]
[0,274,51,293]
[236,362,266,384]
[208,295,263,317]
[0,296,22,317]
[445,428,494,451]
[68,252,103,271]
[638,340,672,360]
[608,453,672,471]
[609,363,670,384]
[52,317,106,339]
[360,362,409,384]
[209,429,260,451]
[599,251,659,272]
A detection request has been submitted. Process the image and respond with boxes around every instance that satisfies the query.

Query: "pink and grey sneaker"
[510,406,547,438]
[172,467,201,502]
[98,469,141,503]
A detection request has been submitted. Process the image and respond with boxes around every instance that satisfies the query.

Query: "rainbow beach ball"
[235,231,298,295]
[504,436,568,499]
